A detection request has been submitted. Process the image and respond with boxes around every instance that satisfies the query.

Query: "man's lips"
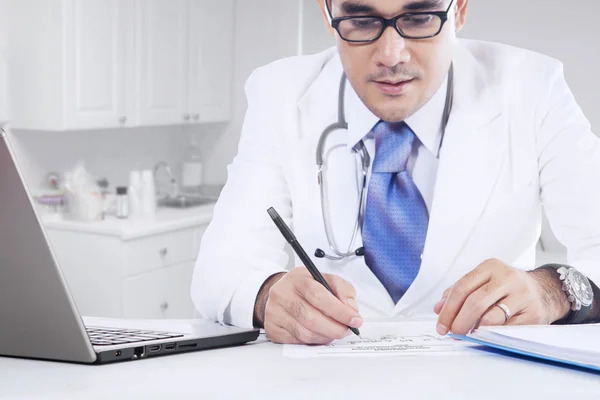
[373,78,415,95]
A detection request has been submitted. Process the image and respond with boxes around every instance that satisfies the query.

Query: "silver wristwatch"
[539,264,594,324]
[556,266,594,311]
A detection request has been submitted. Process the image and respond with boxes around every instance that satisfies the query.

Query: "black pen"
[267,207,361,338]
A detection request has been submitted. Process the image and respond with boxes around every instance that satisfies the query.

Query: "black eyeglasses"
[330,0,456,43]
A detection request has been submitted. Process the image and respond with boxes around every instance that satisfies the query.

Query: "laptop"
[0,127,260,364]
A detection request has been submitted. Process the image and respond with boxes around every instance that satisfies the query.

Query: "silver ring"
[495,303,512,323]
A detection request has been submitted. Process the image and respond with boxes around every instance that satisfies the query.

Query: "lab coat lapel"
[394,44,507,314]
[297,51,343,146]
[295,52,356,260]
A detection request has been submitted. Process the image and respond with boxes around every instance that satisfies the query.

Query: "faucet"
[153,161,179,198]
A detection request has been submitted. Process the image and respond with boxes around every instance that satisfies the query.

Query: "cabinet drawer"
[126,229,195,276]
[123,268,166,319]
[123,262,196,319]
[162,262,196,319]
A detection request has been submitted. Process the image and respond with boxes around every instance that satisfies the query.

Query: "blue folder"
[450,327,600,374]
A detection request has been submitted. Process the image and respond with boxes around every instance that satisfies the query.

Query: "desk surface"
[1,319,599,399]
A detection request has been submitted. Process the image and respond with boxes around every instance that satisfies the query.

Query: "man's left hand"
[433,259,571,335]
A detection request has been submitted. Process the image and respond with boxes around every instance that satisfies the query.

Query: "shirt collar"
[346,74,449,156]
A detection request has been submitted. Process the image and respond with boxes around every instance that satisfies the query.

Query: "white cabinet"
[45,224,208,319]
[7,0,234,130]
[8,0,132,130]
[135,0,189,126]
[187,0,235,123]
[63,0,129,129]
[124,262,196,319]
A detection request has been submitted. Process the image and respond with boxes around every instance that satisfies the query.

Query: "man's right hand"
[253,267,363,344]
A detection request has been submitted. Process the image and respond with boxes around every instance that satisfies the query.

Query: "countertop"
[2,318,599,399]
[42,203,215,240]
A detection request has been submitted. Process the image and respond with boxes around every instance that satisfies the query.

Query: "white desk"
[1,319,599,399]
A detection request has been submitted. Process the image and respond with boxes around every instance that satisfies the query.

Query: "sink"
[157,195,216,209]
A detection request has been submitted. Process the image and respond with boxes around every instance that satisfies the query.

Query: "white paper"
[283,320,476,358]
[477,324,600,354]
[467,323,600,367]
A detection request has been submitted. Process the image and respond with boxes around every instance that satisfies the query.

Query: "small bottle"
[116,186,129,219]
[181,133,203,194]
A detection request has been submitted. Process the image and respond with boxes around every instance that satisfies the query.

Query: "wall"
[301,0,334,55]
[7,126,191,192]
[199,0,303,184]
[460,0,600,134]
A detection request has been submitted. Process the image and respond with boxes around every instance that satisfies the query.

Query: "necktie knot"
[372,121,415,173]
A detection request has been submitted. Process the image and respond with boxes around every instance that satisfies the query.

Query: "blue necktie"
[362,121,429,304]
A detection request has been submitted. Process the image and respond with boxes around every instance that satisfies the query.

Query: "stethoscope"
[314,65,454,261]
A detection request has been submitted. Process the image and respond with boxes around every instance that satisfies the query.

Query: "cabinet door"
[64,0,128,129]
[187,0,234,123]
[124,268,167,319]
[162,262,196,319]
[124,262,197,319]
[135,0,188,126]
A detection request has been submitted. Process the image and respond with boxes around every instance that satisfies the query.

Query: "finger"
[279,307,336,344]
[478,302,509,328]
[479,296,526,328]
[437,266,493,335]
[324,274,359,312]
[297,277,363,329]
[505,313,530,326]
[433,286,452,314]
[433,298,445,315]
[280,292,354,340]
[442,286,452,298]
[450,280,513,334]
[266,283,340,344]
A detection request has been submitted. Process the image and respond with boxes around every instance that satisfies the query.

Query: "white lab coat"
[192,39,600,329]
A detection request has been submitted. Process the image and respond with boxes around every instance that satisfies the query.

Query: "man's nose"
[373,26,411,67]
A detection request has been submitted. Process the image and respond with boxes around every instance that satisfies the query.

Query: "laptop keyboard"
[86,326,184,346]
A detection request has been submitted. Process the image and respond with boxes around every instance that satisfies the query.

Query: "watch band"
[538,264,592,325]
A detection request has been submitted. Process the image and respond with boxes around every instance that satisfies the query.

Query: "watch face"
[569,270,594,307]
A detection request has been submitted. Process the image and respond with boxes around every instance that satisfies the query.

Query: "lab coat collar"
[297,48,343,143]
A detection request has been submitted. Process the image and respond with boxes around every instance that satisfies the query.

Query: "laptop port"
[133,346,145,359]
[148,345,161,353]
[178,343,198,350]
[115,350,122,357]
[164,343,176,351]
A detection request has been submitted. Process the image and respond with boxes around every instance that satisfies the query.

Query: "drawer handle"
[159,248,168,257]
[160,302,169,311]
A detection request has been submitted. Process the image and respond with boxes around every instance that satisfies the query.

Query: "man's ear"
[317,0,334,36]
[454,0,469,33]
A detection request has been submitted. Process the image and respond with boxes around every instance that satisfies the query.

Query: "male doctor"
[192,0,600,344]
